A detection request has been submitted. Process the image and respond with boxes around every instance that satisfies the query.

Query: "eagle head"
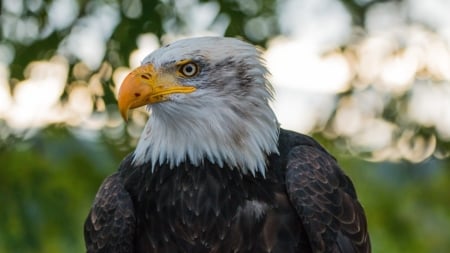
[118,37,279,176]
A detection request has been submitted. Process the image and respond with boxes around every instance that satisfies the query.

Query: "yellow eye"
[179,62,199,77]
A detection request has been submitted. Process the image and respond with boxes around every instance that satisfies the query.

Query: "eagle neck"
[132,98,279,176]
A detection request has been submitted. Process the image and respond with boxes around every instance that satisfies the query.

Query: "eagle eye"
[179,62,199,77]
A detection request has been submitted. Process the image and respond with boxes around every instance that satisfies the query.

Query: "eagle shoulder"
[84,172,136,253]
[283,139,370,253]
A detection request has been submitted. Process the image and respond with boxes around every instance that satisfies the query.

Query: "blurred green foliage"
[1,0,449,252]
[0,127,127,252]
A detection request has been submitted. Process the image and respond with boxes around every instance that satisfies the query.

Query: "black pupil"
[184,64,194,74]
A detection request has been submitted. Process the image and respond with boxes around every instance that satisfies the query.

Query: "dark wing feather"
[84,173,136,253]
[285,145,370,253]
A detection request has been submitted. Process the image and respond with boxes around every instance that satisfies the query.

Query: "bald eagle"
[84,37,370,253]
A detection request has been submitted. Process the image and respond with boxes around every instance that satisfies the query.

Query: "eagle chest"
[124,162,304,252]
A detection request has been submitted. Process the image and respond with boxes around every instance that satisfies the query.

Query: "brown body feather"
[84,129,370,253]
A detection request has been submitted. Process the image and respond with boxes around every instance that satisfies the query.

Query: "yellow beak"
[117,64,196,121]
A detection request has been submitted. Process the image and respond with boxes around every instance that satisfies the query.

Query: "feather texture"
[85,130,371,253]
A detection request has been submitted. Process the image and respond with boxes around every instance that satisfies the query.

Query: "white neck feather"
[132,93,279,176]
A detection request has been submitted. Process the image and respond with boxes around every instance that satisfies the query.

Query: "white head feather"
[132,37,279,176]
